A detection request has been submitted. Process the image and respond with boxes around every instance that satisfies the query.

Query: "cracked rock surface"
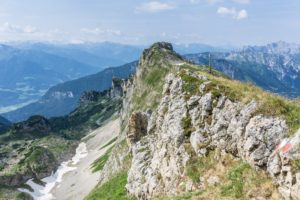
[125,72,300,200]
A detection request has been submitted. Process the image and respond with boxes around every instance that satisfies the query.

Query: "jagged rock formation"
[99,42,300,200]
[126,73,190,198]
[74,42,300,200]
[125,70,299,199]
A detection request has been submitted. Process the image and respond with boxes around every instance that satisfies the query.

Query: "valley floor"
[50,118,120,200]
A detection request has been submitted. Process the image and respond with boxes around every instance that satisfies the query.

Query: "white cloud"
[136,1,175,13]
[217,7,236,15]
[190,0,223,4]
[80,28,122,36]
[237,9,248,20]
[206,0,223,4]
[0,22,39,34]
[217,7,248,20]
[232,0,250,4]
[0,23,72,42]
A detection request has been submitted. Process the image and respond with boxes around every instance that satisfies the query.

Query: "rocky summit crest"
[139,42,184,69]
[94,42,300,200]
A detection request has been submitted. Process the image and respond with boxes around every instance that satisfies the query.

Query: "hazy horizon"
[0,0,299,46]
[2,39,300,50]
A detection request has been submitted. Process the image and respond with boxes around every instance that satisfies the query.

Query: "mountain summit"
[85,42,300,199]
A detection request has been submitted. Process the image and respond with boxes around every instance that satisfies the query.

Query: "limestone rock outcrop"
[126,72,299,200]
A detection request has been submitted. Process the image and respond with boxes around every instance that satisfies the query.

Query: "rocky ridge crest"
[97,42,300,200]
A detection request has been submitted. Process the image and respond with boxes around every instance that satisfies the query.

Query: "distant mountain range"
[186,41,300,97]
[11,42,143,68]
[0,42,143,113]
[3,61,137,122]
[0,43,142,113]
[5,41,300,121]
[0,41,231,114]
[0,45,96,109]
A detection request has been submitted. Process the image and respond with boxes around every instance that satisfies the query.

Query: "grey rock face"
[110,77,125,98]
[126,74,190,199]
[126,71,300,200]
[126,112,149,147]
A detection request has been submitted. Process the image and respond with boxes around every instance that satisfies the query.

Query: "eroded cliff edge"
[92,42,300,200]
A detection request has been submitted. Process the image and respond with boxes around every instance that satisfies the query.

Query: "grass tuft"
[185,151,217,183]
[91,145,114,173]
[100,137,117,150]
[220,163,251,198]
[180,72,204,98]
[85,171,136,200]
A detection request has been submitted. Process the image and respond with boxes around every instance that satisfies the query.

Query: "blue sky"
[0,0,299,46]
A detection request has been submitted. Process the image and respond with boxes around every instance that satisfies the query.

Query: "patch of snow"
[18,143,88,200]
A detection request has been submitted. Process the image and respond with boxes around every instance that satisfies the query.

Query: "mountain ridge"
[186,41,300,97]
[3,61,137,122]
[86,42,300,200]
[0,41,231,115]
[0,42,143,113]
